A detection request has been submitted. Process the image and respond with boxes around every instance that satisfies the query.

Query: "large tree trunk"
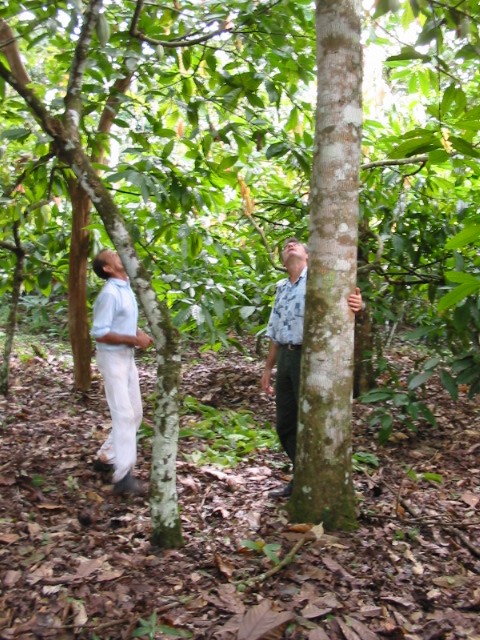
[68,184,92,392]
[289,0,362,530]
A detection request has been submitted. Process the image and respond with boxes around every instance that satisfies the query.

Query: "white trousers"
[96,348,143,483]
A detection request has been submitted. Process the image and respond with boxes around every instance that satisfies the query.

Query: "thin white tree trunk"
[289,0,362,530]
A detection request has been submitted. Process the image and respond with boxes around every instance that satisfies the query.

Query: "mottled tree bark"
[289,0,362,530]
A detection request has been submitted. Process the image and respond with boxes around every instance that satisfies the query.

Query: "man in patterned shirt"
[261,238,363,498]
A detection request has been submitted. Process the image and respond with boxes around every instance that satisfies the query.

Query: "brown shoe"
[113,472,146,497]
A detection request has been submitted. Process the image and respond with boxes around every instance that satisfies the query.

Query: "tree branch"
[130,0,233,48]
[0,19,31,86]
[361,155,429,170]
[0,59,64,140]
[64,0,104,138]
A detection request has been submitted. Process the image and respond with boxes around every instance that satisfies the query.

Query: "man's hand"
[136,330,153,349]
[348,287,363,314]
[261,368,274,396]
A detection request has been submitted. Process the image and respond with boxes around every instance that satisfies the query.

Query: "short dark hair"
[92,250,110,280]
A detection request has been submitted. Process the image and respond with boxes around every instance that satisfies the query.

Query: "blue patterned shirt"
[266,267,307,345]
[91,278,138,351]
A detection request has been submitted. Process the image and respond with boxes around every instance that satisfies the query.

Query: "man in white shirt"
[261,238,362,497]
[91,249,153,496]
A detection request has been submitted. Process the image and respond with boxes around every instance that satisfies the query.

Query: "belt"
[279,343,302,351]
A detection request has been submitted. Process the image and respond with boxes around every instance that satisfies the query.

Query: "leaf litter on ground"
[0,341,479,639]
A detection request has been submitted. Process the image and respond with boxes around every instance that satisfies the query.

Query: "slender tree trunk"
[353,308,375,397]
[68,184,92,392]
[289,0,362,530]
[0,228,24,396]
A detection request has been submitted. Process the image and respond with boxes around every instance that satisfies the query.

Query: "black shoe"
[113,472,146,497]
[93,459,114,474]
[269,481,293,498]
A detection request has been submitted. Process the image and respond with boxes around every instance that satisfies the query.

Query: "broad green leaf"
[455,119,480,131]
[389,135,439,158]
[386,47,430,62]
[423,357,441,370]
[439,369,458,400]
[360,390,393,403]
[438,283,480,311]
[239,306,256,319]
[0,127,31,140]
[218,155,238,171]
[374,0,399,19]
[408,370,433,390]
[440,83,458,116]
[449,136,480,158]
[445,225,480,249]
[421,472,443,484]
[444,271,479,284]
[266,142,289,159]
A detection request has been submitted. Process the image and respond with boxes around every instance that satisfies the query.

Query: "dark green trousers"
[275,347,302,464]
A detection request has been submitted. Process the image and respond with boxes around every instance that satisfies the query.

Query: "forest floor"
[0,337,479,640]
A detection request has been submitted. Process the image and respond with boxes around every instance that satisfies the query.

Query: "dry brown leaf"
[69,599,88,628]
[308,628,331,640]
[335,616,362,640]
[237,599,294,640]
[0,475,17,486]
[460,490,479,508]
[3,570,22,587]
[344,615,380,640]
[301,603,333,619]
[322,555,353,580]
[215,552,235,579]
[97,569,124,582]
[288,523,312,533]
[0,533,20,544]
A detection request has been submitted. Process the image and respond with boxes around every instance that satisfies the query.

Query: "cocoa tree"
[0,0,184,547]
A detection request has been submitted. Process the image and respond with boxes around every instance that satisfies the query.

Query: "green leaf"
[239,306,256,319]
[449,136,480,158]
[266,142,289,159]
[438,283,480,311]
[389,134,439,158]
[423,357,441,370]
[374,0,399,19]
[408,370,433,390]
[386,47,430,62]
[218,155,238,171]
[0,127,31,140]
[440,83,458,116]
[360,390,393,403]
[421,472,443,484]
[439,369,458,400]
[38,270,52,290]
[444,271,479,284]
[263,543,282,565]
[445,225,480,250]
